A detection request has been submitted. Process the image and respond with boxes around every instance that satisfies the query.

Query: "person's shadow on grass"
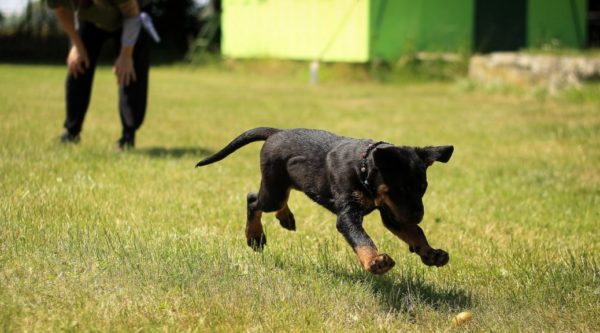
[134,146,214,159]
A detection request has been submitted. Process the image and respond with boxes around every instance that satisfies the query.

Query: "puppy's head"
[373,145,453,224]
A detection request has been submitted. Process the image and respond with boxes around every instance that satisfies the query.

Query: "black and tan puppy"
[196,127,453,274]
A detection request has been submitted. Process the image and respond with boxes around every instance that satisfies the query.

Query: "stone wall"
[469,53,600,92]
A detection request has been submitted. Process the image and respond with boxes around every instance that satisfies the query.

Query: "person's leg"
[62,21,108,140]
[116,30,150,148]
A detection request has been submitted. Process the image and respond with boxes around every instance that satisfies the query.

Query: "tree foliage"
[145,0,204,55]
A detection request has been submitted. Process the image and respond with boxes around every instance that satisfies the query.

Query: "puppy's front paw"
[420,249,449,267]
[368,253,396,275]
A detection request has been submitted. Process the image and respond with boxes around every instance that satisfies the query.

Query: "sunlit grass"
[0,64,599,332]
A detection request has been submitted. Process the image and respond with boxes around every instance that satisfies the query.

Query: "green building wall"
[221,0,589,63]
[527,0,587,49]
[222,0,370,62]
[370,0,474,60]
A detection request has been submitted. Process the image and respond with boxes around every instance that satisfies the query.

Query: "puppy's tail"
[195,127,281,167]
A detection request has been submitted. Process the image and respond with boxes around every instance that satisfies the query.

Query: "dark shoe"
[59,131,80,144]
[116,137,135,151]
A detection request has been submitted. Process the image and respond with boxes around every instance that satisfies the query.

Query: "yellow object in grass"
[452,311,473,326]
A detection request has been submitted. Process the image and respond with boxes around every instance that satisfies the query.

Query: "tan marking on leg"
[389,224,433,257]
[245,210,263,240]
[275,203,296,230]
[275,204,290,221]
[354,245,379,270]
[355,245,396,274]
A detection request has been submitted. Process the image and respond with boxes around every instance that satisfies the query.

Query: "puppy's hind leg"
[256,166,295,232]
[246,192,266,251]
[246,181,291,250]
[275,190,296,231]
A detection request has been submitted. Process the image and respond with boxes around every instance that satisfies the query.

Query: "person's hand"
[67,45,89,78]
[113,53,136,87]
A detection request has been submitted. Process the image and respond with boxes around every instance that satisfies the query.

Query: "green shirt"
[47,0,149,32]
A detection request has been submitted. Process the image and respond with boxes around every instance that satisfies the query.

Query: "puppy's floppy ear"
[417,146,454,166]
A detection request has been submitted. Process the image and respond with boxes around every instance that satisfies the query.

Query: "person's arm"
[53,6,89,78]
[114,0,140,87]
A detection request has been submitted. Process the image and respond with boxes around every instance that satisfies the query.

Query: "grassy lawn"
[1,64,599,332]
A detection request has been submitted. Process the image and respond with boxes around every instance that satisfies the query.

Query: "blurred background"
[0,0,598,88]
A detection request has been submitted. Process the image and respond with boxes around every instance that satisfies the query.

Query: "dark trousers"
[65,20,150,140]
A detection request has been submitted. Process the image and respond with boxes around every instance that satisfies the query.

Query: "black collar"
[359,141,387,198]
